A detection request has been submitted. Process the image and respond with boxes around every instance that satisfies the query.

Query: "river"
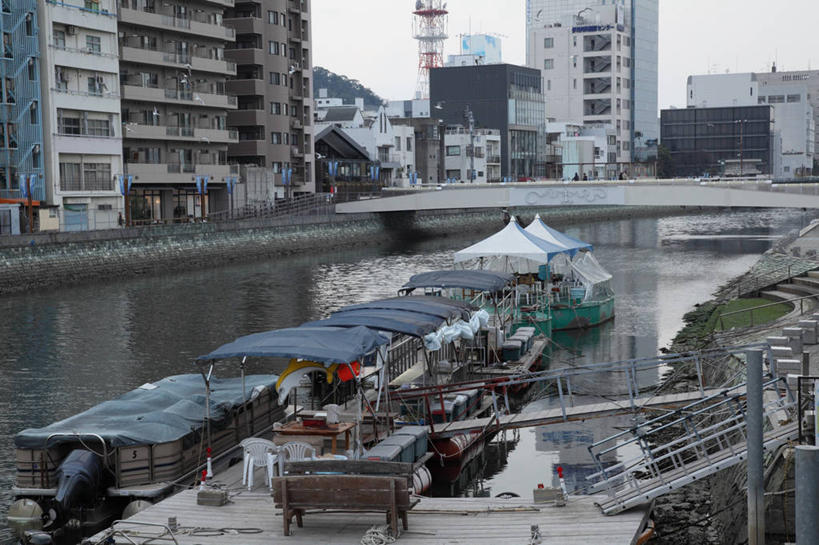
[0,208,811,542]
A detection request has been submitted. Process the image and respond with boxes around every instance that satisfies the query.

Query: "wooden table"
[277,421,357,454]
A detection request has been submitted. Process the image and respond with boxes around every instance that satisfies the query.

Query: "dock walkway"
[89,461,650,545]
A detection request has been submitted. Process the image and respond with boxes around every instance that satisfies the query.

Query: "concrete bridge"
[336,178,819,214]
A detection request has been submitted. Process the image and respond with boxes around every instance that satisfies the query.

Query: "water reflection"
[0,209,812,539]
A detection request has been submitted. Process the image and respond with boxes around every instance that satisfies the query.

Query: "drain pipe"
[746,349,764,545]
[796,445,819,544]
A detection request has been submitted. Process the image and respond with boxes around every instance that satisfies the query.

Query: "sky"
[312,0,819,111]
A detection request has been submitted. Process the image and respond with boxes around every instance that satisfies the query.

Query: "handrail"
[717,292,819,329]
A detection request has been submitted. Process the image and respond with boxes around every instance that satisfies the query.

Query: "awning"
[340,295,475,321]
[303,309,447,338]
[402,270,515,293]
[197,326,389,365]
[525,214,593,255]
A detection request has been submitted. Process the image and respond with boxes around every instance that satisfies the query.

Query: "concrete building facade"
[39,0,123,231]
[443,126,501,183]
[117,0,239,223]
[225,0,314,196]
[687,72,815,177]
[430,64,545,179]
[526,0,658,165]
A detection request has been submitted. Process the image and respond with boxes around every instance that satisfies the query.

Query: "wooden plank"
[285,459,414,475]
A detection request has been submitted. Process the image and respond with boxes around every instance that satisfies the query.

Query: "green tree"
[657,144,674,178]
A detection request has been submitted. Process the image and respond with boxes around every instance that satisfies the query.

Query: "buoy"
[206,447,213,479]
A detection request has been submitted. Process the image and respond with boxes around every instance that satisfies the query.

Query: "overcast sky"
[312,0,819,111]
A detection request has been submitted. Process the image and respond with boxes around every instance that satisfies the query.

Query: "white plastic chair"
[240,437,278,491]
[279,441,318,471]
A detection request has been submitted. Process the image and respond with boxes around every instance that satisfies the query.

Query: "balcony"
[228,109,266,126]
[487,155,501,164]
[289,117,303,130]
[224,16,264,36]
[119,7,236,42]
[229,140,267,156]
[119,47,236,75]
[225,48,265,66]
[291,145,303,157]
[226,78,265,96]
[202,0,234,7]
[125,124,238,144]
[127,162,234,184]
[122,85,237,109]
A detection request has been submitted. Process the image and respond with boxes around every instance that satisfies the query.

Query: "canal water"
[0,209,810,542]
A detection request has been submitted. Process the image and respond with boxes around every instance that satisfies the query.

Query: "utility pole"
[465,106,475,183]
[746,349,764,545]
[26,174,34,233]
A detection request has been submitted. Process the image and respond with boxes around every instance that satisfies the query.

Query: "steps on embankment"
[792,276,819,289]
[761,290,801,303]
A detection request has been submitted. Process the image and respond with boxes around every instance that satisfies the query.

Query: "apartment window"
[622,141,630,151]
[29,101,37,124]
[269,72,280,85]
[25,13,33,36]
[28,59,36,81]
[280,42,287,57]
[59,162,81,190]
[271,131,281,144]
[446,145,461,156]
[268,10,278,24]
[271,102,281,115]
[787,94,801,103]
[607,135,616,145]
[54,30,66,49]
[768,95,785,103]
[547,79,551,91]
[281,73,288,86]
[268,41,278,55]
[84,0,100,11]
[406,137,412,151]
[87,118,111,136]
[394,136,401,150]
[83,162,111,189]
[86,35,101,54]
[59,115,81,135]
[544,37,554,48]
[87,76,103,95]
[758,97,767,104]
[280,12,286,26]
[573,79,577,90]
[543,58,554,70]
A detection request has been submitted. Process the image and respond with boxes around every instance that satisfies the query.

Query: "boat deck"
[89,460,650,545]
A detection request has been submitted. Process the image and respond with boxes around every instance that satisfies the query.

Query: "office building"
[117,0,238,222]
[225,0,314,195]
[443,126,501,183]
[38,0,123,231]
[687,71,815,177]
[660,105,775,177]
[1,0,44,225]
[526,0,658,166]
[430,64,545,179]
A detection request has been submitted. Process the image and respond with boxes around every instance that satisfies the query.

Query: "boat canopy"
[525,214,593,256]
[197,326,389,365]
[340,295,475,321]
[572,251,614,301]
[401,270,515,293]
[453,216,569,274]
[15,374,278,449]
[304,309,447,338]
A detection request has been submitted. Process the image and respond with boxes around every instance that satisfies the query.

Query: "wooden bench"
[272,474,413,536]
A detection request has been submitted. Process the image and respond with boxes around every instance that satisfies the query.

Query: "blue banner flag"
[195,176,202,195]
[19,174,28,199]
[203,175,209,194]
[127,175,133,193]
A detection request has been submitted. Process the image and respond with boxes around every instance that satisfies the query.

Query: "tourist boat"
[9,373,285,543]
[524,214,615,330]
[453,215,615,332]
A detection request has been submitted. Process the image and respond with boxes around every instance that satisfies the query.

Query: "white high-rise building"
[526,0,658,168]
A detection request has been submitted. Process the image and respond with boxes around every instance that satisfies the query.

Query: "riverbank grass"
[710,298,792,331]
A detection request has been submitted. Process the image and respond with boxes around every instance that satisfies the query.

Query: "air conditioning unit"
[66,25,76,36]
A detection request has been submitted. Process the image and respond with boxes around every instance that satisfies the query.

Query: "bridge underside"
[336,181,819,214]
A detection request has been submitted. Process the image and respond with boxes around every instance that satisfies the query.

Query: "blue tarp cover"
[15,374,278,449]
[340,296,475,321]
[402,270,515,293]
[302,308,447,338]
[198,326,389,364]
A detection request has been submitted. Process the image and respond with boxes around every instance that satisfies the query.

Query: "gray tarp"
[197,326,389,364]
[341,296,475,321]
[402,271,515,293]
[15,374,278,449]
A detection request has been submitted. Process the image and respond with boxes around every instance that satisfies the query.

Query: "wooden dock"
[89,461,651,545]
[435,388,729,436]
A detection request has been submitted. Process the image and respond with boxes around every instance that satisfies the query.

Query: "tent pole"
[241,356,251,436]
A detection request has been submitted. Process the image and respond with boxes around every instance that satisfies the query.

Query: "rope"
[360,524,399,545]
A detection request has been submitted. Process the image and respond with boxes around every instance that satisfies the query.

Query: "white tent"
[524,214,593,256]
[453,216,568,274]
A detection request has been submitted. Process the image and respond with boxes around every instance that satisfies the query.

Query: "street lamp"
[735,119,748,177]
[464,105,475,183]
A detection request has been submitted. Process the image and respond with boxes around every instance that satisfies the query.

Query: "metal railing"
[208,193,335,223]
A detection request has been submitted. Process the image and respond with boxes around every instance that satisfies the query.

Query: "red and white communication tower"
[413,0,448,99]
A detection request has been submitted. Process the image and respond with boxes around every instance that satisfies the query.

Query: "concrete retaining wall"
[0,205,687,295]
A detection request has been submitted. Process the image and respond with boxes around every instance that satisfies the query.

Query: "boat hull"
[552,295,615,331]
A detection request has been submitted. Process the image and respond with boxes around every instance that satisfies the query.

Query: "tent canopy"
[453,216,569,274]
[525,214,593,256]
[197,326,389,365]
[402,271,515,293]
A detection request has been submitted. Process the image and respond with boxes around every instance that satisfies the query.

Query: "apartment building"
[39,0,123,230]
[444,126,501,183]
[1,0,44,225]
[225,0,314,195]
[117,0,238,222]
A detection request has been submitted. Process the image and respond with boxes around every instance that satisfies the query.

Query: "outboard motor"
[43,450,106,530]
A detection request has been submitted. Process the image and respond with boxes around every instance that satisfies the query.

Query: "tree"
[657,144,674,179]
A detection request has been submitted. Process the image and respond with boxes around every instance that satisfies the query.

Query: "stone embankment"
[0,205,686,296]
